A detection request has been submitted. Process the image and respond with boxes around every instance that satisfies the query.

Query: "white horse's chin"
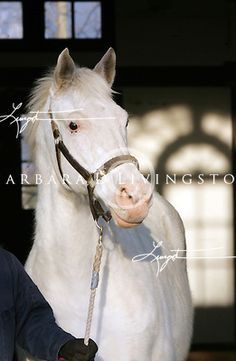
[110,209,143,228]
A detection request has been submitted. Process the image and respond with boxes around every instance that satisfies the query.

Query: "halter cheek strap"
[49,109,139,222]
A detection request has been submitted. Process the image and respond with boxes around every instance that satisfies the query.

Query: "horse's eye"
[69,122,78,131]
[126,118,129,127]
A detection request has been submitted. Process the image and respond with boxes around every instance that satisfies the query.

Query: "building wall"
[0,0,235,68]
[115,0,236,66]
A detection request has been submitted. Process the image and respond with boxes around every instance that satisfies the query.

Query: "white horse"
[20,48,193,361]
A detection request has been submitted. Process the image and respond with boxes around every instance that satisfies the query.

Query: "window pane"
[21,129,37,210]
[0,2,23,39]
[165,182,234,307]
[74,1,101,39]
[166,144,229,174]
[22,185,37,210]
[45,1,72,39]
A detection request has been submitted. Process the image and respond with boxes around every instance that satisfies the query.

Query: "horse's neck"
[34,178,98,264]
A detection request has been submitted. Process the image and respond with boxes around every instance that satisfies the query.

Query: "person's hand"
[59,338,98,361]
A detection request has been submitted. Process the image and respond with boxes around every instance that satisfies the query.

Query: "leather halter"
[49,109,139,222]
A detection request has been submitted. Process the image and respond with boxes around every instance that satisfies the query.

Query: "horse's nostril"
[120,187,133,200]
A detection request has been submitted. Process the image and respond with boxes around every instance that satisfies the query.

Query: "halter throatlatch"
[49,109,139,222]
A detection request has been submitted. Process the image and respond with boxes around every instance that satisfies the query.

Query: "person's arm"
[8,253,74,360]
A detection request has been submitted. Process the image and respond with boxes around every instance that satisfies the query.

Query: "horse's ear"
[54,48,75,88]
[94,47,116,86]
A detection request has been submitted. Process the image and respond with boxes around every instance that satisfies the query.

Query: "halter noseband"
[49,109,139,222]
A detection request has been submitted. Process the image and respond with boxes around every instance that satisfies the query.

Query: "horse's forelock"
[26,66,114,157]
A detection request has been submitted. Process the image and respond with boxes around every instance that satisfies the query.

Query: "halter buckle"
[87,175,97,189]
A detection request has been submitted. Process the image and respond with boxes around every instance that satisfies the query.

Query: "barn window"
[44,1,102,39]
[0,1,23,38]
[125,86,234,343]
[0,0,112,50]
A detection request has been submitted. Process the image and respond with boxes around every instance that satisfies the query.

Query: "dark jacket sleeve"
[8,253,75,360]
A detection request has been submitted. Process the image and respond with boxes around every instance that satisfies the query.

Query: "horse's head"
[31,48,153,228]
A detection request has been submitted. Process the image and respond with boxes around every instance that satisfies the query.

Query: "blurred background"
[0,0,235,359]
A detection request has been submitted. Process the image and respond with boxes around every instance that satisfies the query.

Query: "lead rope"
[84,222,104,346]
